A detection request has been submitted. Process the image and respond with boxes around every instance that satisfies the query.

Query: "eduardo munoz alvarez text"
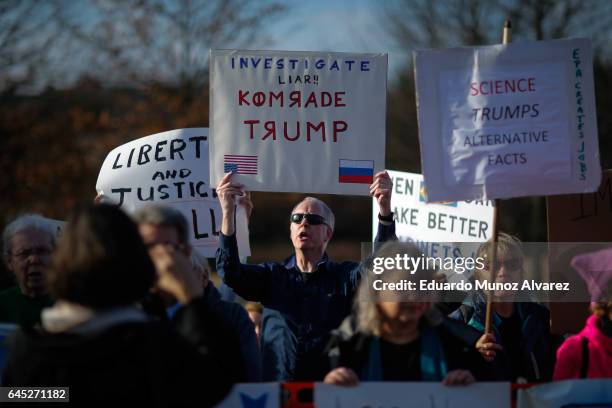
[370,255,570,292]
[372,279,570,292]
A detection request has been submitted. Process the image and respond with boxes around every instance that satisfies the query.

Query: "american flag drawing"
[224,154,258,175]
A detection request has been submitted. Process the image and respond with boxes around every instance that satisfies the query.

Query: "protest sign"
[415,38,600,202]
[547,169,612,334]
[209,50,387,195]
[315,382,510,408]
[96,128,250,257]
[517,379,612,408]
[372,170,494,243]
[372,170,494,278]
[214,383,279,408]
[548,170,612,242]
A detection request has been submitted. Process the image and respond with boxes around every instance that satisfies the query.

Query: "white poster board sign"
[210,50,387,195]
[372,170,494,243]
[96,128,250,257]
[214,383,279,408]
[315,382,510,408]
[517,379,612,408]
[415,38,600,202]
[372,170,494,279]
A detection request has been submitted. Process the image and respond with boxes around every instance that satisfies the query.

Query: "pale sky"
[264,0,411,81]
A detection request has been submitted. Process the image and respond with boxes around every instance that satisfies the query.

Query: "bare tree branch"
[0,0,285,93]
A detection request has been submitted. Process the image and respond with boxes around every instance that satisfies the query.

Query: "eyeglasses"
[290,213,327,226]
[483,258,522,271]
[10,246,52,261]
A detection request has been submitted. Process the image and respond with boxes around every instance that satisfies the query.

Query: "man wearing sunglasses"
[216,171,396,380]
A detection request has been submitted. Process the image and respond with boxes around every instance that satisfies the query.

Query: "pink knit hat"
[571,247,612,302]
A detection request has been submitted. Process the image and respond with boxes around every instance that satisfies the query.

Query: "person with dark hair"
[216,171,397,380]
[323,241,489,385]
[0,214,56,326]
[2,204,236,407]
[451,233,553,382]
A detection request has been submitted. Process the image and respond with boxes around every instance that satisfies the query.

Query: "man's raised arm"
[216,172,271,301]
[371,171,397,242]
[348,171,398,289]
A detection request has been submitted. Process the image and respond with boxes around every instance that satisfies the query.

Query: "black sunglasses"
[290,213,327,226]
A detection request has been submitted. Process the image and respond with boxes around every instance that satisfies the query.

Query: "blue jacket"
[449,291,553,381]
[204,284,262,382]
[323,317,493,382]
[216,222,396,380]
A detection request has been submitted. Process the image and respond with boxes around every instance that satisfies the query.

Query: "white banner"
[315,382,510,408]
[372,170,494,243]
[415,38,600,202]
[372,170,494,279]
[214,383,279,408]
[96,128,250,257]
[517,379,612,408]
[209,50,387,195]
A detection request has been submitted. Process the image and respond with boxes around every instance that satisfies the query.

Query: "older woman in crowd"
[451,233,553,382]
[0,214,56,326]
[2,204,238,407]
[323,241,489,385]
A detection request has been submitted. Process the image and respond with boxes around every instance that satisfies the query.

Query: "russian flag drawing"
[338,159,374,184]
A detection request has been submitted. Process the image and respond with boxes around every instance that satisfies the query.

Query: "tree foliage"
[0,0,285,226]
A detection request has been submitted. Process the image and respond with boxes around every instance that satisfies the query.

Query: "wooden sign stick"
[484,20,512,335]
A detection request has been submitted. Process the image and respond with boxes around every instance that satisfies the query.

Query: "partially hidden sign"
[214,383,279,408]
[415,38,600,202]
[315,382,510,408]
[96,128,250,257]
[209,50,387,195]
[372,170,494,243]
[372,170,494,280]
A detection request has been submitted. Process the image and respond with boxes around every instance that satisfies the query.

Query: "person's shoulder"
[433,322,482,368]
[438,316,481,346]
[218,299,250,324]
[0,286,21,300]
[5,325,38,352]
[522,302,550,319]
[327,328,371,355]
[557,334,583,355]
[325,260,360,273]
[450,302,476,324]
[105,320,201,355]
[85,321,171,345]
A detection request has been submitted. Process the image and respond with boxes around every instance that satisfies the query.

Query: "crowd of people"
[0,171,610,406]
